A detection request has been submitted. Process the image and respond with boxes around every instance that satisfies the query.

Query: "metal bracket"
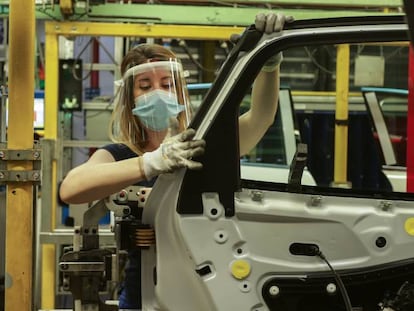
[0,141,42,184]
[0,170,41,182]
[0,147,41,160]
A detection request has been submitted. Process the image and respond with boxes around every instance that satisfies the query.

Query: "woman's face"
[133,69,174,98]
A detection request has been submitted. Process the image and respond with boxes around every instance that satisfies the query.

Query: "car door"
[142,15,414,311]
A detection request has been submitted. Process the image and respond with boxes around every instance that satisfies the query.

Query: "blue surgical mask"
[132,89,185,131]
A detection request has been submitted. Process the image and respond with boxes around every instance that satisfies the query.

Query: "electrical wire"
[314,249,353,311]
[384,46,406,61]
[220,41,230,57]
[36,30,45,70]
[94,37,120,69]
[178,39,217,73]
[72,36,120,82]
[71,37,95,81]
[304,46,335,75]
[35,7,60,21]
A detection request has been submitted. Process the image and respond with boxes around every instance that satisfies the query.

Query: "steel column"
[5,0,35,310]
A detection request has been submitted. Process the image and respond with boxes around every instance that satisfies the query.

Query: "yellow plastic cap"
[230,259,251,280]
[405,217,414,236]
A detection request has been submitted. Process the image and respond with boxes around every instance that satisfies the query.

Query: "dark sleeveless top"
[101,143,155,309]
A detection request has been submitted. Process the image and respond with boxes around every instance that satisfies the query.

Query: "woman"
[59,12,292,309]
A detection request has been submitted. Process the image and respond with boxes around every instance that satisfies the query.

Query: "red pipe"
[90,38,99,88]
[407,46,414,192]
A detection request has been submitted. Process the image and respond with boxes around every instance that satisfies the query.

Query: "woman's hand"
[141,128,205,180]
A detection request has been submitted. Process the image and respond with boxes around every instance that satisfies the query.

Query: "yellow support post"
[334,44,350,187]
[5,0,35,310]
[41,25,60,310]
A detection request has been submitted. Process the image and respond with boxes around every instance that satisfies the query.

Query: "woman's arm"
[59,149,147,204]
[59,128,205,204]
[239,68,280,156]
[238,12,292,156]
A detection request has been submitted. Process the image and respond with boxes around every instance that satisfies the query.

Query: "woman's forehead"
[135,69,172,80]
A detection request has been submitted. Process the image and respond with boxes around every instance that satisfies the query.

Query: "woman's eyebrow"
[160,76,172,82]
[136,77,151,83]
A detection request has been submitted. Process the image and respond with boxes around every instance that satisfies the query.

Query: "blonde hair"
[109,43,190,155]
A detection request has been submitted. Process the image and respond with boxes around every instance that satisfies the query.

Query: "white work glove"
[255,12,294,72]
[141,128,205,180]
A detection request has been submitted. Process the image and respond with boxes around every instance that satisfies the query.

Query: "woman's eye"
[161,77,173,89]
[139,85,152,91]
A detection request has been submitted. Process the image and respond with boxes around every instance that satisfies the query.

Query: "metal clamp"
[0,148,41,160]
[0,170,41,182]
[0,141,42,184]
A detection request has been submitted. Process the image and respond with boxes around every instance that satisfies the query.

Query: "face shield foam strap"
[123,60,184,81]
[114,60,184,93]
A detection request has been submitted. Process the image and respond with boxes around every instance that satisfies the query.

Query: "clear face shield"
[120,60,192,141]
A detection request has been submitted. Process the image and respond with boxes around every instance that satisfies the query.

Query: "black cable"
[35,7,60,22]
[314,248,353,311]
[71,37,95,81]
[178,39,217,73]
[72,36,120,83]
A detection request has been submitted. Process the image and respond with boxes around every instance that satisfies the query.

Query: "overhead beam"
[0,0,403,5]
[46,21,246,40]
[194,0,403,7]
[1,3,403,24]
[85,4,403,25]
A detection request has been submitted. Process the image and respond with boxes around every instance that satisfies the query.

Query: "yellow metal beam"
[41,24,59,310]
[334,44,350,187]
[46,21,245,40]
[6,0,35,310]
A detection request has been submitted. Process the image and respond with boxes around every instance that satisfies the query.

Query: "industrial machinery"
[59,185,152,310]
[57,14,414,311]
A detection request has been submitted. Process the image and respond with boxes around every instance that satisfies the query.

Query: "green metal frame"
[0,1,405,24]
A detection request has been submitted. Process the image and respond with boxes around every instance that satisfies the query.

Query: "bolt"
[60,263,68,271]
[269,285,280,296]
[0,172,4,179]
[33,151,40,159]
[310,196,322,207]
[326,283,337,294]
[379,201,393,212]
[0,151,4,159]
[117,189,128,202]
[251,190,263,202]
[32,172,40,180]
